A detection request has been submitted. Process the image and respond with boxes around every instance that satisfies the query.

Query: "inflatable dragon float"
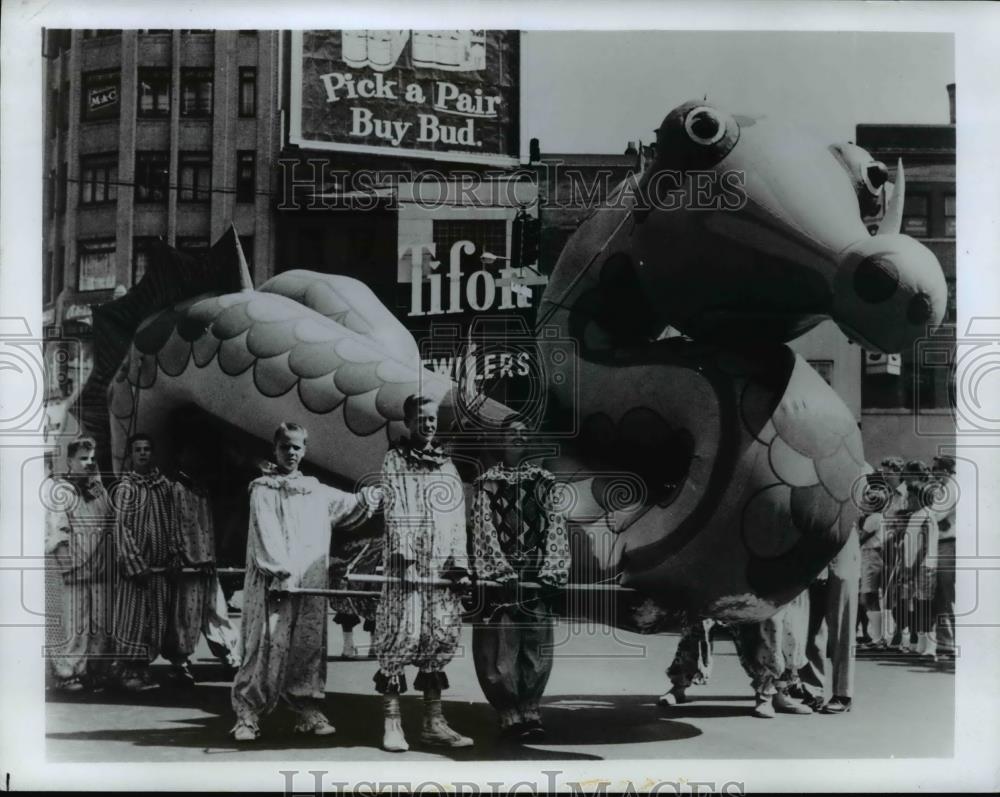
[88,100,946,628]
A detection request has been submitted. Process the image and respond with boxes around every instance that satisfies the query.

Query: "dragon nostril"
[867,161,889,189]
[853,256,899,303]
[907,292,934,325]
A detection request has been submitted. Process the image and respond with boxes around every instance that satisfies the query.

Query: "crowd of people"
[44,397,957,748]
[857,455,957,660]
[45,434,240,695]
[658,453,957,719]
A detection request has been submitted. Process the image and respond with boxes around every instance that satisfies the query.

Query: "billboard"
[289,30,520,165]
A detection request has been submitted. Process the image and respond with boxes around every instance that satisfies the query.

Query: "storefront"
[278,30,544,419]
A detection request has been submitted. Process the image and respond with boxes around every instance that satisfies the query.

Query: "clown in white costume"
[231,422,380,741]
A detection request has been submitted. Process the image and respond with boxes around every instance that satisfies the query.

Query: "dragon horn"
[876,159,905,236]
[232,223,254,290]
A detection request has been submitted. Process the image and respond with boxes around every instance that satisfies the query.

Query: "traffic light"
[521,214,540,269]
[511,208,540,270]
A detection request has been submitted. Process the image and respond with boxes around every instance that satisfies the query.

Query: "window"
[47,170,56,218]
[138,68,171,117]
[901,193,929,238]
[904,351,941,410]
[59,81,70,130]
[58,162,68,213]
[944,194,956,238]
[55,246,65,295]
[81,70,120,122]
[135,151,169,202]
[44,251,53,305]
[239,30,258,36]
[181,69,213,116]
[44,29,72,56]
[79,154,118,205]
[238,67,257,117]
[82,30,119,39]
[176,237,210,254]
[236,151,256,202]
[433,220,508,267]
[78,239,116,291]
[139,29,171,35]
[48,89,59,139]
[132,237,159,284]
[430,219,509,311]
[179,152,212,202]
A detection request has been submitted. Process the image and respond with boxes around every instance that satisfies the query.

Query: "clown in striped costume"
[112,434,180,690]
[168,466,241,683]
[45,437,115,692]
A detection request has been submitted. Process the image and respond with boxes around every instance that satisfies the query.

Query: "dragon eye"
[685,106,726,146]
[651,100,740,174]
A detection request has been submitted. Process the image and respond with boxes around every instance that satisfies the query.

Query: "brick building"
[855,83,956,465]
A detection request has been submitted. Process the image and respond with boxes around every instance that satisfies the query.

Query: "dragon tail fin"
[80,227,249,472]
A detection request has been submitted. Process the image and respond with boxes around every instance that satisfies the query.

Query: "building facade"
[274,30,541,412]
[41,28,281,416]
[855,84,956,466]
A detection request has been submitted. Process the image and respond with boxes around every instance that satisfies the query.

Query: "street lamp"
[480,251,508,267]
[479,252,547,300]
[481,251,545,280]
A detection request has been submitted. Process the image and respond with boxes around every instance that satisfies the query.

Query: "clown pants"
[472,604,555,729]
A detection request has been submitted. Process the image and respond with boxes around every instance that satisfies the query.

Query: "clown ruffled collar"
[394,437,449,468]
[477,462,552,484]
[60,473,106,501]
[124,467,170,488]
[254,463,318,494]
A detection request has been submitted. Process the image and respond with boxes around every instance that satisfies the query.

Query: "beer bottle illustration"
[467,30,486,71]
[433,30,460,70]
[367,30,409,71]
[341,30,368,69]
[341,29,409,71]
[411,30,487,71]
[411,30,437,69]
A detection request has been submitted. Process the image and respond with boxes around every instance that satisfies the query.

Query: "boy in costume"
[45,437,115,691]
[470,420,570,740]
[231,422,379,741]
[373,395,473,752]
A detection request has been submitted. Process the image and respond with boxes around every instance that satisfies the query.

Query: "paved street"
[46,615,954,762]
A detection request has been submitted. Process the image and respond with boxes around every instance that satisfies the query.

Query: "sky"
[521,31,955,154]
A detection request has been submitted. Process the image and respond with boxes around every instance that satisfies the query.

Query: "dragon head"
[631,100,947,353]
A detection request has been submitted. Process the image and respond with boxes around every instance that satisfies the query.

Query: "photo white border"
[2,1,998,792]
